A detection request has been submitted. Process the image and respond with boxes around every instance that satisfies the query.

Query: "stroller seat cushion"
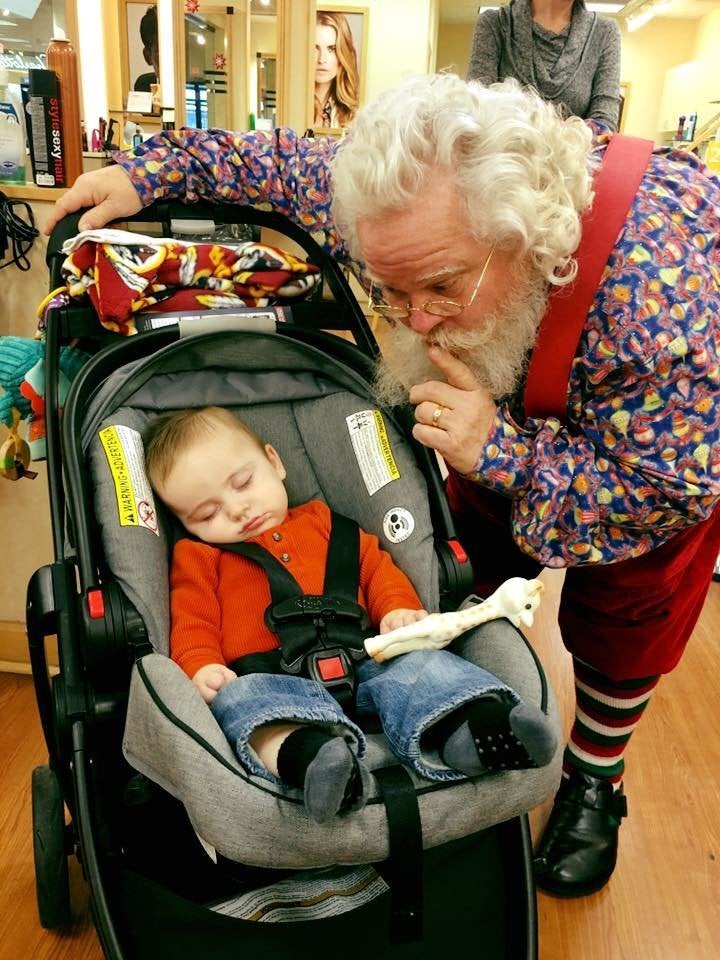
[124,615,561,869]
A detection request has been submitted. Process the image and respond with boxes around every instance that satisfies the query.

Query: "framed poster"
[312,5,368,135]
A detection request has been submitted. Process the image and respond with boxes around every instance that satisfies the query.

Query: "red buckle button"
[317,655,346,681]
[87,589,105,619]
[448,539,468,564]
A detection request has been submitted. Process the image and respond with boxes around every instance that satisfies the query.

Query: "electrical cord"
[0,190,39,271]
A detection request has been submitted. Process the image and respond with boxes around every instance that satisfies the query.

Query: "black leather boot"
[533,769,627,897]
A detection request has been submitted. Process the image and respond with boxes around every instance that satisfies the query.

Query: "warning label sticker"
[99,425,159,535]
[346,410,400,496]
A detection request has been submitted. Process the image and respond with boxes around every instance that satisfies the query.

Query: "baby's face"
[158,424,289,544]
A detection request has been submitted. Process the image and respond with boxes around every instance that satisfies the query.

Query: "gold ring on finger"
[431,405,444,428]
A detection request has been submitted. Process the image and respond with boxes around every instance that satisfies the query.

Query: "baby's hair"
[143,406,266,489]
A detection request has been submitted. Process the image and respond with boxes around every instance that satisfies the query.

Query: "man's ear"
[265,443,287,480]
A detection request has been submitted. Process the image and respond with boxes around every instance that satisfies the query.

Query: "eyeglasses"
[369,245,495,323]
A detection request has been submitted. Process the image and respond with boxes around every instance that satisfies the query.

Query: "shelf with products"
[686,109,720,153]
[109,111,163,123]
[659,116,720,161]
[106,108,164,150]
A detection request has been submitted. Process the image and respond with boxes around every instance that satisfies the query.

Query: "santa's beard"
[373,267,548,406]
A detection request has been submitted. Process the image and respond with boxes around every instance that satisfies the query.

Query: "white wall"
[660,6,720,141]
[619,17,698,141]
[693,3,720,61]
[622,8,720,144]
[436,21,472,78]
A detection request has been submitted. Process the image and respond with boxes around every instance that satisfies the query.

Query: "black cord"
[0,190,39,271]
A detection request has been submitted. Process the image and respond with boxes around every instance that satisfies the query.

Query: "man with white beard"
[372,247,548,412]
[47,73,720,899]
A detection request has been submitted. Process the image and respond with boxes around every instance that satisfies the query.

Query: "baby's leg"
[212,674,370,821]
[357,649,556,780]
[249,722,303,776]
[251,722,370,823]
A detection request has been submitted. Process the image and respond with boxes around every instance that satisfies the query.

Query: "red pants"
[446,472,720,680]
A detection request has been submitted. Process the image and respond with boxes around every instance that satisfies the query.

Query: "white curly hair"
[331,73,596,285]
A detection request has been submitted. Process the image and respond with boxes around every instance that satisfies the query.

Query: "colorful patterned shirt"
[115,126,720,567]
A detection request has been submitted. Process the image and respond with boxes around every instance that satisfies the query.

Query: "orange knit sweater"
[169,499,423,679]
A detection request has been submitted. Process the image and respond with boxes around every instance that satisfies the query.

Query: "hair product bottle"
[26,69,65,186]
[0,68,26,184]
[46,36,83,185]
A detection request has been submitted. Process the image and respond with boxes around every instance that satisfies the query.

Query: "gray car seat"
[77,327,561,875]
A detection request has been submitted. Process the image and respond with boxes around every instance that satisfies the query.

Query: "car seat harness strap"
[374,765,424,943]
[218,511,369,710]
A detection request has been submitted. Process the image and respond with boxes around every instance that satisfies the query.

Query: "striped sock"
[563,658,660,790]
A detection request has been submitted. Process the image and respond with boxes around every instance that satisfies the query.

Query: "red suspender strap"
[523,133,654,423]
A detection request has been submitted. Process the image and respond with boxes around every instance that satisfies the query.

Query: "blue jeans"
[210,650,520,784]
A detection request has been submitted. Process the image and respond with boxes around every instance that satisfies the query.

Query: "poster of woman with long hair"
[313,7,367,132]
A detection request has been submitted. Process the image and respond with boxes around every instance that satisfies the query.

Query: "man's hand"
[409,345,497,475]
[191,663,238,704]
[379,608,428,633]
[44,166,144,236]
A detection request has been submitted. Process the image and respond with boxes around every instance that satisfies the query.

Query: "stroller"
[27,201,562,959]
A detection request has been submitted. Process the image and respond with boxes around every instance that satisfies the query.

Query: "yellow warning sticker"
[373,410,400,480]
[346,410,400,495]
[99,425,159,534]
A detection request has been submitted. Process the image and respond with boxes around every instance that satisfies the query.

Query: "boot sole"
[535,872,613,898]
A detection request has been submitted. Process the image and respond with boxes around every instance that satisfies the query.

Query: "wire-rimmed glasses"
[369,244,495,323]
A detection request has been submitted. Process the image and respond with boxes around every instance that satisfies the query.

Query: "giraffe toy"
[364,577,545,663]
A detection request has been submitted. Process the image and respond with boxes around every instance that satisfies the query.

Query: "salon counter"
[1,182,67,202]
[1,152,110,201]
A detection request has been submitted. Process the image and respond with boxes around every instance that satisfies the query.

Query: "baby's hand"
[192,663,238,703]
[379,608,428,633]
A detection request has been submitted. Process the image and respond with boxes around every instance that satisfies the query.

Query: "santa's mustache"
[373,269,548,406]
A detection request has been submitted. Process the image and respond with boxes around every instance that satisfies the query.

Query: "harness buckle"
[268,593,368,679]
[305,647,357,708]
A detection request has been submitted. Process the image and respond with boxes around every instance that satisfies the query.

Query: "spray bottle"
[0,68,26,184]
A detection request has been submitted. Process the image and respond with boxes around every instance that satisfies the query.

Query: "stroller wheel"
[31,765,71,929]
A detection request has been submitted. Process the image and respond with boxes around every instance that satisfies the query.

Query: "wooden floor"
[1,570,719,959]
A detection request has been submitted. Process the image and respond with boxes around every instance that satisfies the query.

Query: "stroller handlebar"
[46,200,334,267]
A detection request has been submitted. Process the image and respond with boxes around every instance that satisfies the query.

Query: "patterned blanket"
[60,229,321,336]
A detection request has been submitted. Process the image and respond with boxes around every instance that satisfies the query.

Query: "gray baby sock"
[304,737,371,823]
[441,693,557,776]
[277,728,370,823]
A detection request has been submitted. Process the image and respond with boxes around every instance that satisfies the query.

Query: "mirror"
[249,0,278,129]
[120,0,160,108]
[255,53,277,126]
[176,0,279,132]
[184,3,231,129]
[0,0,71,80]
